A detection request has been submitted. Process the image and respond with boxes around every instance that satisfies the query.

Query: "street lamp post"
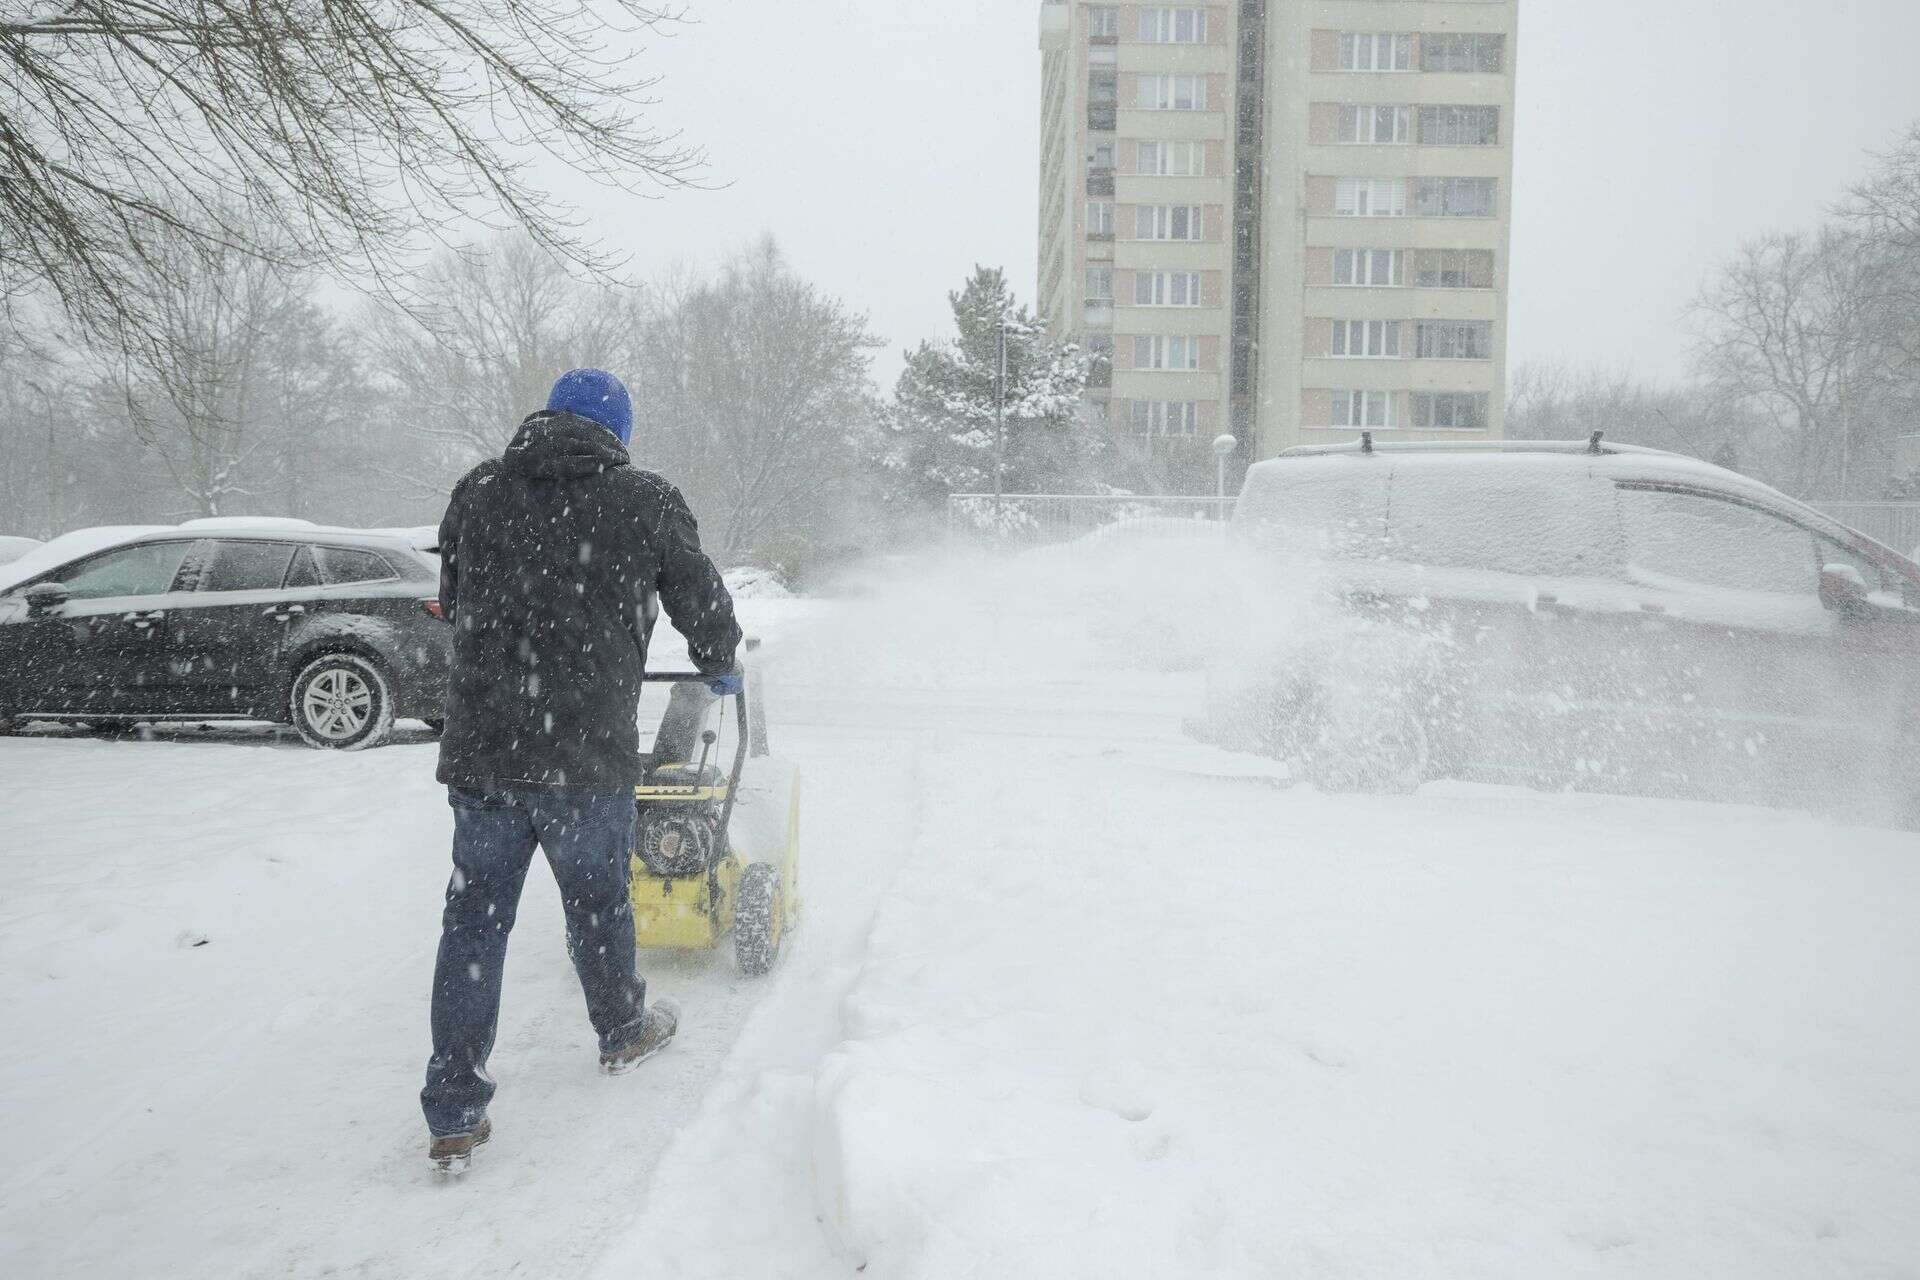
[1212,433,1238,521]
[992,312,1008,515]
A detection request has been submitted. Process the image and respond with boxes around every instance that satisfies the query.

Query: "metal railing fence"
[1804,502,1920,554]
[946,493,1234,546]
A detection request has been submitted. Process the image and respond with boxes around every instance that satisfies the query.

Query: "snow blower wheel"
[734,863,785,977]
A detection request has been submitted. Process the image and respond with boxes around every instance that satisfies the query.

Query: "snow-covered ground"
[3,552,1916,1277]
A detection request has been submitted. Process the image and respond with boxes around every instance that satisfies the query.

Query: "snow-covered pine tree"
[882,267,1099,511]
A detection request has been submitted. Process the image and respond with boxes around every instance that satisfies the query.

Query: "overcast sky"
[564,0,1920,388]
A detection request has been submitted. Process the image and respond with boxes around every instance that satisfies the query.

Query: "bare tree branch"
[0,1,699,354]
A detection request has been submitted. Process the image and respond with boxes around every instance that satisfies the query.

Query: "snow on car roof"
[1240,438,1887,556]
[177,516,320,531]
[1251,438,1792,506]
[0,521,433,593]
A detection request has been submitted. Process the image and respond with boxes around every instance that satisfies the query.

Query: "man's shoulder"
[610,466,686,510]
[451,456,507,497]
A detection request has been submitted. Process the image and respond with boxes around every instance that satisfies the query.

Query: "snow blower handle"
[641,671,751,847]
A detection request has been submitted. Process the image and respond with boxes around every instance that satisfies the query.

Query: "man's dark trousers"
[422,786,645,1137]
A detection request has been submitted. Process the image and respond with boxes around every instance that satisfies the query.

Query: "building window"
[1339,104,1412,145]
[1089,141,1115,170]
[1411,249,1494,289]
[1421,32,1504,74]
[1138,74,1207,111]
[1087,201,1115,236]
[1089,69,1118,104]
[1418,105,1500,147]
[1134,271,1203,306]
[1338,32,1413,72]
[1333,177,1407,217]
[1414,320,1493,360]
[1134,204,1205,240]
[1413,177,1497,217]
[1330,319,1401,358]
[1133,335,1202,370]
[1332,390,1395,428]
[1137,140,1205,176]
[1333,249,1403,286]
[1088,6,1119,38]
[1086,267,1114,301]
[1410,392,1490,430]
[1139,7,1208,44]
[1128,400,1200,436]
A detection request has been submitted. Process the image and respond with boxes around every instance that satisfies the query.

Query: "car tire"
[290,653,395,751]
[734,862,786,977]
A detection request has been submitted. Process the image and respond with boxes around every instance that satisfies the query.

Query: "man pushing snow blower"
[421,368,741,1175]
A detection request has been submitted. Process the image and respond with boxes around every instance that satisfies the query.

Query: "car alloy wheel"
[290,654,395,751]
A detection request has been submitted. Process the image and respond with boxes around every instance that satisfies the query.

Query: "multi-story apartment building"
[1038,1,1518,481]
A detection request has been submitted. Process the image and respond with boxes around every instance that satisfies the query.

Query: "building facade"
[1038,1,1518,479]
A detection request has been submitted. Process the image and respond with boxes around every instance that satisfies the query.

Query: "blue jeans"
[422,786,646,1136]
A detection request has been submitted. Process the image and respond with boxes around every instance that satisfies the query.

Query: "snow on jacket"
[435,410,741,790]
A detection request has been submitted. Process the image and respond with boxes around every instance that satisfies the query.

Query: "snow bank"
[725,565,793,599]
[807,745,1920,1277]
[605,549,1920,1279]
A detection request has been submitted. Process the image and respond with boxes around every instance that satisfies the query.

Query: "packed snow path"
[3,557,1917,1277]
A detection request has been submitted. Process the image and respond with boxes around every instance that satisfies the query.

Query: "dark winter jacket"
[435,411,740,790]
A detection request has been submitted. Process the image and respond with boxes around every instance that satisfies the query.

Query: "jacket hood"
[503,410,631,480]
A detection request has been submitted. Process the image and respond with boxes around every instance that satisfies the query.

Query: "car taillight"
[422,599,445,620]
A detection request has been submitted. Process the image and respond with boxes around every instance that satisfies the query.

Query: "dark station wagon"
[0,522,451,749]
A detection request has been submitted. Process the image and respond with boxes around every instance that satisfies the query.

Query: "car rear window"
[193,540,298,593]
[312,546,397,585]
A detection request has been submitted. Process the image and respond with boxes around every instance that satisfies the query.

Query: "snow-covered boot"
[428,1116,492,1175]
[600,998,679,1075]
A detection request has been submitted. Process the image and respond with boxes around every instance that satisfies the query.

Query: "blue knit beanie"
[547,368,633,445]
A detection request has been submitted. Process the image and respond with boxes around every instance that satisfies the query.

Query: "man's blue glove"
[707,670,745,698]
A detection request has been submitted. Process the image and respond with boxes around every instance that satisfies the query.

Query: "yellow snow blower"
[631,667,799,975]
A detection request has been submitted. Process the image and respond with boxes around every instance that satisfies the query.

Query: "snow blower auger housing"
[631,667,800,976]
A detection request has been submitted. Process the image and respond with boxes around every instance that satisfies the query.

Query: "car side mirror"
[23,582,71,617]
[1819,564,1870,615]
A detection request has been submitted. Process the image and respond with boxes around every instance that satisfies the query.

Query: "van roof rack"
[1275,438,1679,461]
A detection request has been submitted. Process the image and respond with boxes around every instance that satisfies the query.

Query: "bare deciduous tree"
[366,235,639,494]
[1688,228,1894,497]
[0,1,696,350]
[637,239,881,565]
[107,222,357,517]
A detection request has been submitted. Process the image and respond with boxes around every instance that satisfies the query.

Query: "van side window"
[1619,487,1818,596]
